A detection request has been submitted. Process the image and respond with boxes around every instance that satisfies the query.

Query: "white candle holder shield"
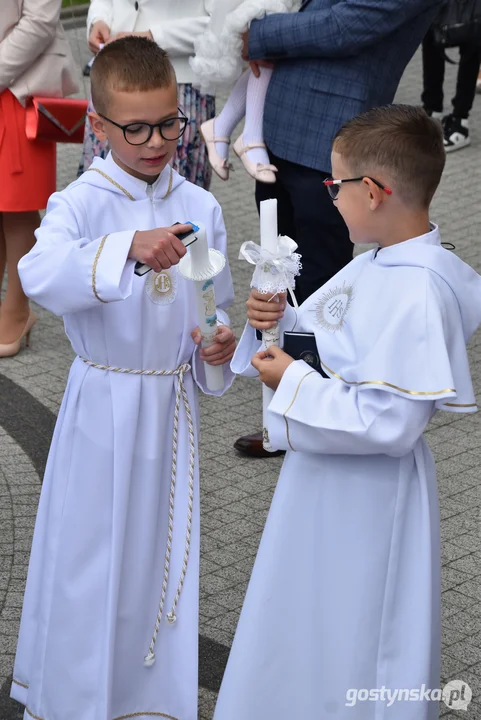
[241,199,302,452]
[178,223,226,392]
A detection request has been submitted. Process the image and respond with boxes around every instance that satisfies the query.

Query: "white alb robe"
[11,154,235,720]
[215,226,481,720]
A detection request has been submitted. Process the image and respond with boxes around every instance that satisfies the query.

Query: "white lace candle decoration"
[240,199,302,451]
[179,223,226,392]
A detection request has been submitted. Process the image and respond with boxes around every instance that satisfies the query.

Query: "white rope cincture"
[80,358,196,668]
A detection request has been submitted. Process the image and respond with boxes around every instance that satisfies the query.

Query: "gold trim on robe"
[86,166,174,201]
[443,401,477,408]
[320,360,456,397]
[13,677,28,689]
[24,704,179,720]
[86,168,135,200]
[283,370,317,451]
[92,234,109,303]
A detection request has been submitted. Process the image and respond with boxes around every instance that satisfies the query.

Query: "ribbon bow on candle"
[239,235,302,308]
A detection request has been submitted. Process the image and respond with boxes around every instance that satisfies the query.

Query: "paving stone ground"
[0,24,481,720]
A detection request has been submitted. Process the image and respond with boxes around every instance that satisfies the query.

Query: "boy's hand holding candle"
[191,325,236,366]
[247,290,287,330]
[252,346,294,391]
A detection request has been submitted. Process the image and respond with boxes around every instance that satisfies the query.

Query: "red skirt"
[0,90,56,212]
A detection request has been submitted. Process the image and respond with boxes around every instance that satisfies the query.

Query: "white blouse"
[87,0,213,84]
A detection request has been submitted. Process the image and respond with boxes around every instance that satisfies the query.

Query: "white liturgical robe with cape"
[215,226,481,720]
[11,154,234,720]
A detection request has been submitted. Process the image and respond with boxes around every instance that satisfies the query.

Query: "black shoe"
[443,114,470,153]
[82,63,91,77]
[234,431,285,458]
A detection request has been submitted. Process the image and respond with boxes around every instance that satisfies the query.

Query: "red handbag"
[25,96,88,144]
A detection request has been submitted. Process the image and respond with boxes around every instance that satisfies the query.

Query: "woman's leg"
[0,214,6,307]
[0,211,39,343]
[243,66,273,166]
[213,69,250,160]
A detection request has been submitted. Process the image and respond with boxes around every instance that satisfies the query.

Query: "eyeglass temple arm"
[323,178,392,195]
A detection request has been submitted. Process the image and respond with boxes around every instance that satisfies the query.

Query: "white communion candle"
[259,199,280,452]
[188,226,212,276]
[194,276,224,392]
[178,224,225,392]
[260,198,278,254]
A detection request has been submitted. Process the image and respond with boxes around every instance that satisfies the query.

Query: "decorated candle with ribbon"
[178,223,226,392]
[240,199,302,451]
[260,200,280,451]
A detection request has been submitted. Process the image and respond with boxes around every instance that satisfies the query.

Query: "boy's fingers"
[248,308,283,321]
[248,295,286,308]
[191,328,202,344]
[202,339,235,357]
[267,345,282,358]
[201,343,220,357]
[153,249,171,270]
[202,350,233,364]
[216,327,235,343]
[251,289,287,302]
[168,224,194,236]
[168,234,188,257]
[248,320,279,330]
[161,243,181,265]
[247,302,285,316]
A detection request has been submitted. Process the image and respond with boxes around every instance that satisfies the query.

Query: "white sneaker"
[443,115,470,153]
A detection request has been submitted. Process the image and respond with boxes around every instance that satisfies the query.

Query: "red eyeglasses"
[323,177,393,201]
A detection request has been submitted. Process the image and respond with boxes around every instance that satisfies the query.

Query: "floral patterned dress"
[78,84,215,190]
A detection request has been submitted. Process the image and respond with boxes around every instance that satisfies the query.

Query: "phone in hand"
[134,222,200,276]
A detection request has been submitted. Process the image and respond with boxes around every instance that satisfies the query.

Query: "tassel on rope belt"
[81,357,195,667]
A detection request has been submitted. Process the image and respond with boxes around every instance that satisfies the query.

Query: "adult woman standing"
[80,0,216,190]
[0,0,79,357]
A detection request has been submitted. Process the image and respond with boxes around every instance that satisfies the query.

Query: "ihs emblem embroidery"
[145,268,177,305]
[315,283,353,332]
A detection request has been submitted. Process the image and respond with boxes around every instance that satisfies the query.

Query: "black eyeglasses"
[98,108,188,145]
[323,176,392,201]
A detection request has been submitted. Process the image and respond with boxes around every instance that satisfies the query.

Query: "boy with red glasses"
[214,104,481,720]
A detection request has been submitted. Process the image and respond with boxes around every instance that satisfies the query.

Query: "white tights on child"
[214,67,273,167]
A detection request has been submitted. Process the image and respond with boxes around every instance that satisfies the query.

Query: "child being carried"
[190,0,301,183]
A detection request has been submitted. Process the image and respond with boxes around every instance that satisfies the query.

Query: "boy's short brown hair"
[333,104,445,209]
[90,36,176,115]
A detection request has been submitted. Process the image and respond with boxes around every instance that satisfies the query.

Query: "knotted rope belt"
[81,358,195,667]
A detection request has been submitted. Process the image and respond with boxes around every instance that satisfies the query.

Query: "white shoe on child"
[200,118,232,181]
[233,135,277,184]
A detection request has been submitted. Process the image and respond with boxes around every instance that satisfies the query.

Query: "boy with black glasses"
[11,36,235,720]
[215,104,481,720]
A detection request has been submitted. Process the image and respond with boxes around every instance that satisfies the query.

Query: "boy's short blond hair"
[90,36,176,115]
[333,105,446,209]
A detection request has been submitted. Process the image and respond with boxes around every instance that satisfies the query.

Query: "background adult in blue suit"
[235,0,443,458]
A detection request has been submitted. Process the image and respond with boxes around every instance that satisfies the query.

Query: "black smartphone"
[134,222,200,276]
